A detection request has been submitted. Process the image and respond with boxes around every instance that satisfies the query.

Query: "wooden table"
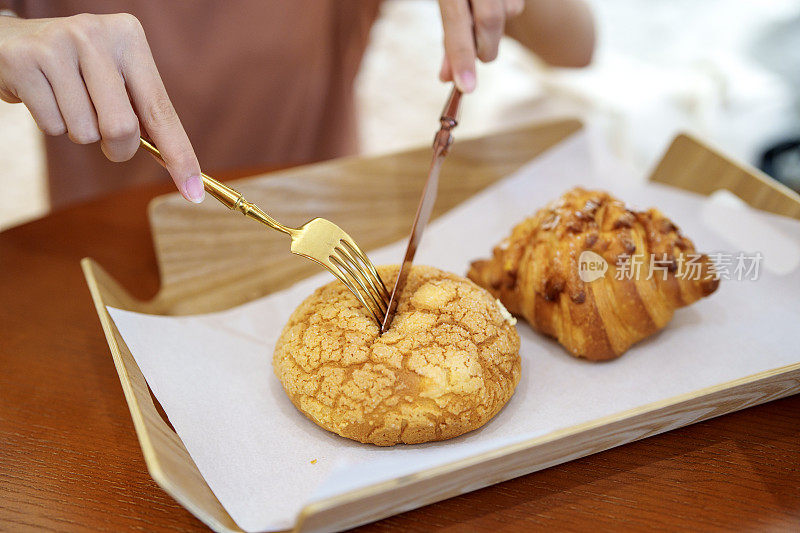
[2,131,799,532]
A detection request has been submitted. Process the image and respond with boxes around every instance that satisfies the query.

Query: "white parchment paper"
[107,132,800,532]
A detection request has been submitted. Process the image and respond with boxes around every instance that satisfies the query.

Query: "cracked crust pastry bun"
[273,265,521,446]
[468,187,719,361]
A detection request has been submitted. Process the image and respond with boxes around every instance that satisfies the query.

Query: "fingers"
[38,48,101,145]
[439,55,453,82]
[0,35,65,134]
[77,38,140,162]
[504,0,525,17]
[14,69,66,136]
[122,22,203,203]
[473,0,505,63]
[0,83,22,104]
[438,0,526,89]
[0,13,201,203]
[438,0,477,93]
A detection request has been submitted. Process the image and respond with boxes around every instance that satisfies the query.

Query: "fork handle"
[138,137,292,235]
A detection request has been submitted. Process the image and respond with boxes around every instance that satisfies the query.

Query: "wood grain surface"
[2,122,799,532]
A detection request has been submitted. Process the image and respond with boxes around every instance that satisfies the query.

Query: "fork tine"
[339,237,390,299]
[324,258,384,324]
[330,253,386,320]
[334,244,387,313]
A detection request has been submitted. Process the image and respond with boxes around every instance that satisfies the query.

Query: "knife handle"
[440,86,462,129]
[434,86,462,155]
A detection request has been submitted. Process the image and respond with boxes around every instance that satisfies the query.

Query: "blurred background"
[2,0,799,230]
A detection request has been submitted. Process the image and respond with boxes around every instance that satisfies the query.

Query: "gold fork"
[139,138,390,325]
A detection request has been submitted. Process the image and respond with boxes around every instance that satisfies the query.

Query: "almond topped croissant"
[468,187,719,361]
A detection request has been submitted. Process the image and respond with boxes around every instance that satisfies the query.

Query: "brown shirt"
[9,1,380,207]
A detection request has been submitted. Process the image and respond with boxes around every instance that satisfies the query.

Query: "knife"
[380,86,462,334]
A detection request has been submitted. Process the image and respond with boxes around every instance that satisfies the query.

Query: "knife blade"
[380,86,462,334]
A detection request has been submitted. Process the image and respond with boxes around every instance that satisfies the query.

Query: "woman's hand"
[437,0,525,93]
[0,13,204,202]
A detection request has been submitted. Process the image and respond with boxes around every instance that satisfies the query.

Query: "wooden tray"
[82,120,800,533]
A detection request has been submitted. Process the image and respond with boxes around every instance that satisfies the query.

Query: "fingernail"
[184,175,205,204]
[455,70,476,93]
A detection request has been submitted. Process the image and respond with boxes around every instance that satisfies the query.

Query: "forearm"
[505,0,595,67]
